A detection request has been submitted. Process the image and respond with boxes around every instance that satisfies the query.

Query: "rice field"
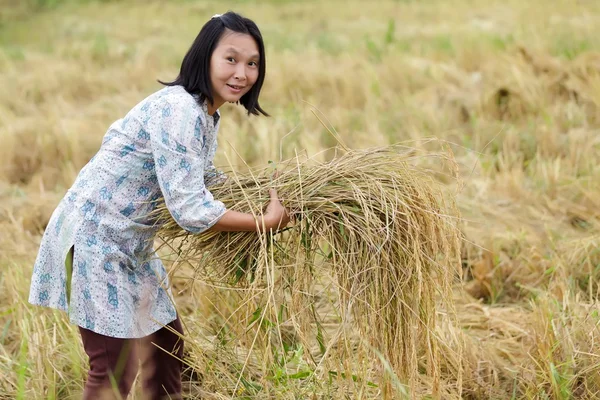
[1,0,600,398]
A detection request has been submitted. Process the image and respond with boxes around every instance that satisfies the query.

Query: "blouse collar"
[197,96,220,128]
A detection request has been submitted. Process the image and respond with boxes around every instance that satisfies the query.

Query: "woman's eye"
[226,57,235,62]
[248,61,257,67]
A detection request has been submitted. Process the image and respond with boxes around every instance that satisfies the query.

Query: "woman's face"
[208,30,260,115]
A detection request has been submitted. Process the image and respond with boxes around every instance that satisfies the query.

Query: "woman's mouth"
[226,84,245,93]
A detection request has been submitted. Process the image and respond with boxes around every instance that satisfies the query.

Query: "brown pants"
[79,318,184,400]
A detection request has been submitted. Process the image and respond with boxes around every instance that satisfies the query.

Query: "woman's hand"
[208,188,290,233]
[263,188,290,231]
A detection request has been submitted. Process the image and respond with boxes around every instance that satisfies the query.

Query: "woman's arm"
[147,100,227,234]
[209,189,290,232]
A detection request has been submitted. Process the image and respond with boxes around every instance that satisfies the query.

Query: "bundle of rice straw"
[156,146,461,395]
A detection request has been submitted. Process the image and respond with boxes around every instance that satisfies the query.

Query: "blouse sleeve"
[204,138,228,187]
[147,99,227,233]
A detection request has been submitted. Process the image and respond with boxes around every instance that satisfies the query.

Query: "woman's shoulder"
[153,86,200,110]
[130,85,201,118]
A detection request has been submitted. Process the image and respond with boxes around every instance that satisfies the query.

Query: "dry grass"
[1,0,600,398]
[156,147,461,396]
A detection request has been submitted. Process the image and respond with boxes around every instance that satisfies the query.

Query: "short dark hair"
[159,11,268,116]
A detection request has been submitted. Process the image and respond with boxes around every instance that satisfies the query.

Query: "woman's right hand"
[263,189,290,231]
[208,189,290,233]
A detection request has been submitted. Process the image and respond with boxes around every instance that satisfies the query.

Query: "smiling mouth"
[227,84,245,90]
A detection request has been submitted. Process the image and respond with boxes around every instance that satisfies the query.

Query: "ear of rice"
[155,146,462,396]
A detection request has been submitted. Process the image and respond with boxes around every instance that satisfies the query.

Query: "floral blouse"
[29,85,227,338]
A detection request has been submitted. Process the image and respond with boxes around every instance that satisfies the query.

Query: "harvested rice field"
[1,0,599,398]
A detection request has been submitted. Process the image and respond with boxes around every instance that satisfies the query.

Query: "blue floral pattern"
[29,85,227,338]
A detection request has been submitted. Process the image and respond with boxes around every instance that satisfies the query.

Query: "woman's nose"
[234,65,246,81]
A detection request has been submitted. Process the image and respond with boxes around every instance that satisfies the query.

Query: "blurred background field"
[1,0,599,398]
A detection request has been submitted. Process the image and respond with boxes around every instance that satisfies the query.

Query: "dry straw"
[155,145,462,396]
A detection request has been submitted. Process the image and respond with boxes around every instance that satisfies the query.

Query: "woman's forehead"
[216,31,259,58]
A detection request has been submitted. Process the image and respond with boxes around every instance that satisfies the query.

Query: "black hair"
[159,11,268,116]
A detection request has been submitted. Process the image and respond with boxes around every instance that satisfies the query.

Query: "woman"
[29,11,289,399]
